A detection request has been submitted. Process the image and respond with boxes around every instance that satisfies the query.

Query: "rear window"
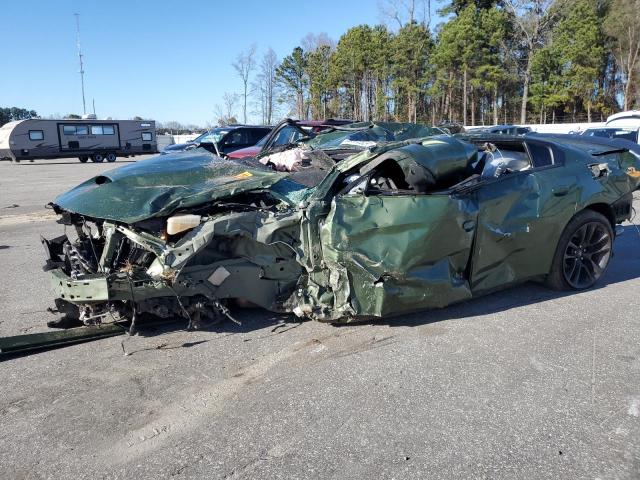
[527,142,554,167]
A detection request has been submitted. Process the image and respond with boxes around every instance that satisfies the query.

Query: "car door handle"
[462,220,476,232]
[552,186,570,196]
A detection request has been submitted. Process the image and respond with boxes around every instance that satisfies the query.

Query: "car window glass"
[226,130,249,146]
[254,134,268,147]
[270,126,303,147]
[612,130,638,142]
[527,142,553,167]
[198,130,229,143]
[250,129,269,143]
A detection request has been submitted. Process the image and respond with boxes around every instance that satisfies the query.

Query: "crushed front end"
[41,156,308,330]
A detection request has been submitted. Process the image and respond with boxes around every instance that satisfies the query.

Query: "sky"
[2,0,442,126]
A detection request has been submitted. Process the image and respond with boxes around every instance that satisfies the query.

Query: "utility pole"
[74,13,87,115]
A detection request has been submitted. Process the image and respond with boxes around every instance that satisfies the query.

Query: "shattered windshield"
[305,122,442,150]
[269,178,311,204]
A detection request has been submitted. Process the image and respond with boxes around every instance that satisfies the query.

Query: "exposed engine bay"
[43,187,304,331]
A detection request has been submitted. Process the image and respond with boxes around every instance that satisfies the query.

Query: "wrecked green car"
[42,125,640,328]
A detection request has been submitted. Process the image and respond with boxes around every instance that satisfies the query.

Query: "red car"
[226,119,352,159]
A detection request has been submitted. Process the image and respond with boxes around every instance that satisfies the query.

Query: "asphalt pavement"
[0,157,638,479]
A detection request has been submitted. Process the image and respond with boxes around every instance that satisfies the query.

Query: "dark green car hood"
[54,151,287,223]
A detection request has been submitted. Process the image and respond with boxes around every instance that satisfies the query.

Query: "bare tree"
[504,0,558,123]
[214,92,239,126]
[378,0,430,29]
[301,32,335,51]
[232,45,257,124]
[252,48,279,125]
[163,120,184,135]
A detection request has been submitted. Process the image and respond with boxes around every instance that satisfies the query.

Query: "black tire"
[546,210,613,291]
[91,153,104,163]
[79,156,89,163]
[106,152,117,163]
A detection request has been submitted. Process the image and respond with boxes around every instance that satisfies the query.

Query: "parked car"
[42,128,640,329]
[470,124,532,135]
[226,119,353,159]
[161,125,271,156]
[582,127,639,143]
[437,121,465,134]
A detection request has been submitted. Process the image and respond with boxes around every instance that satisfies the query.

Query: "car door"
[469,140,578,293]
[319,172,478,318]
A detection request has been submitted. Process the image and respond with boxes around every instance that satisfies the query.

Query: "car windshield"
[195,129,230,143]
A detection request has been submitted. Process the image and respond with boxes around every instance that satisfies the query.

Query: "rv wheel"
[78,156,89,163]
[106,152,117,163]
[91,154,104,163]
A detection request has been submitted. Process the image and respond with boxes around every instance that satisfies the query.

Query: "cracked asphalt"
[0,157,639,479]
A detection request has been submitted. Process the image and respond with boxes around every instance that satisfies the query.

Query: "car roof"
[525,132,640,156]
[220,125,272,130]
[606,110,640,122]
[584,126,638,131]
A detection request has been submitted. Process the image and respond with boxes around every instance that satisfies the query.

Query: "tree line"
[0,107,39,127]
[224,0,639,127]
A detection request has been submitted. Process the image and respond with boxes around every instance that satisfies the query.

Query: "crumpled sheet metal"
[310,194,477,320]
[304,122,443,151]
[53,151,286,223]
[95,207,304,311]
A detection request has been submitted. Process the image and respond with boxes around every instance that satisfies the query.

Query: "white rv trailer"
[0,118,157,162]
